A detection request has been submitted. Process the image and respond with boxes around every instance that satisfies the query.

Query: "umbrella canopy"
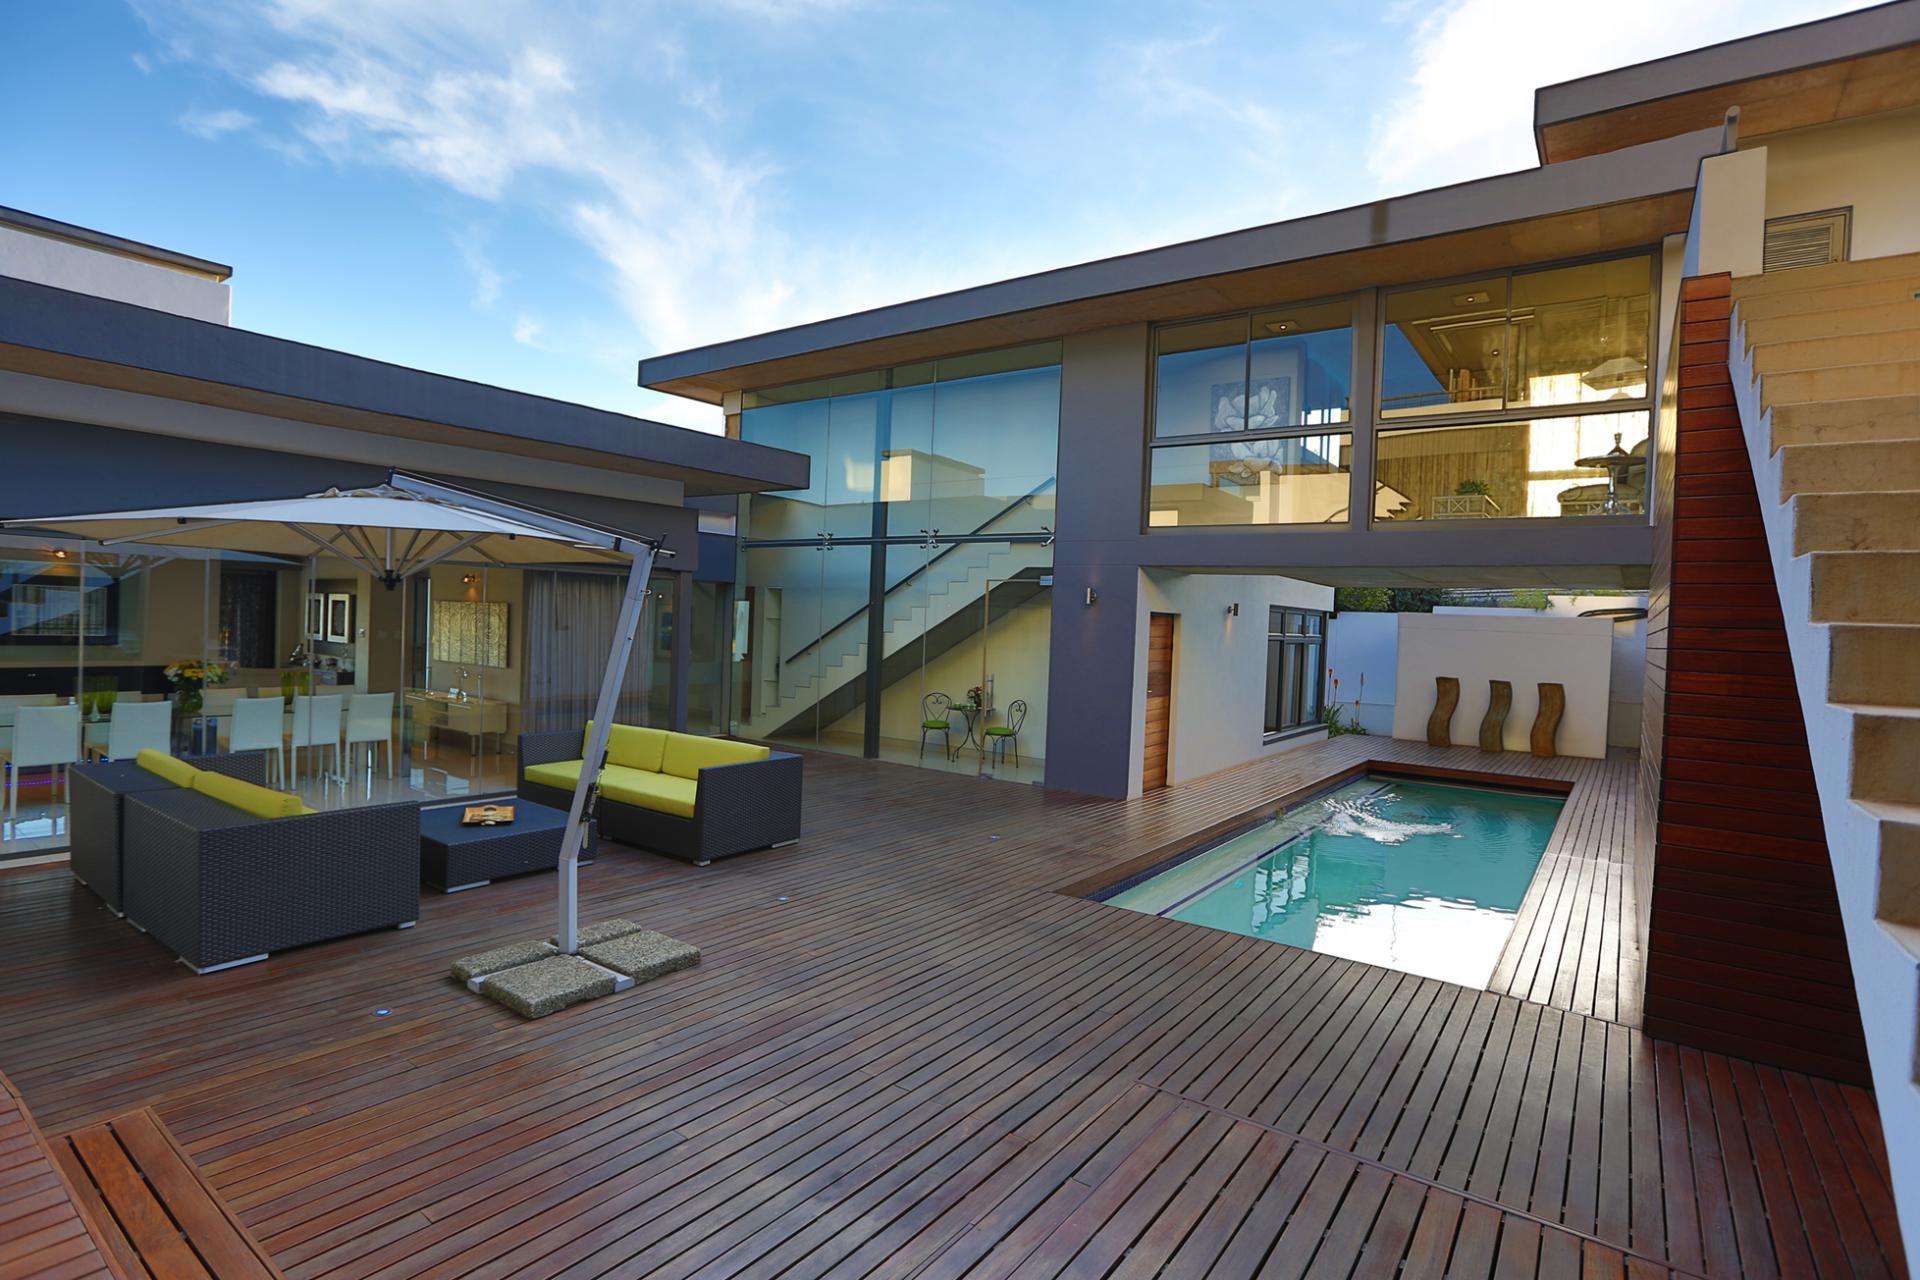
[3,474,646,583]
[3,470,665,957]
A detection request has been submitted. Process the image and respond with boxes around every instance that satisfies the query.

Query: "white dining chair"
[227,695,287,786]
[5,703,80,830]
[344,692,396,779]
[290,694,344,784]
[103,699,171,761]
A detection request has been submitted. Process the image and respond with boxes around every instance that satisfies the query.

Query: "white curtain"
[522,570,654,733]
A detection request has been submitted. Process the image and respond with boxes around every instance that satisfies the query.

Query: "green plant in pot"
[1455,479,1493,497]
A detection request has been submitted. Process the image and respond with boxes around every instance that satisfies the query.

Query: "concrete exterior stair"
[1744,300,1920,348]
[1730,254,1920,1254]
[1769,394,1920,450]
[1792,492,1920,552]
[1760,358,1920,406]
[1778,438,1920,496]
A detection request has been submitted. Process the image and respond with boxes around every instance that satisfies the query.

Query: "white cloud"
[178,107,255,138]
[1369,0,1874,194]
[511,313,545,347]
[453,225,502,308]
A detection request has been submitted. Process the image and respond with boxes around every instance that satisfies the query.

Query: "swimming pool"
[1099,774,1566,988]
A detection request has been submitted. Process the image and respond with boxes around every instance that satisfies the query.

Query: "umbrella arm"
[555,549,655,954]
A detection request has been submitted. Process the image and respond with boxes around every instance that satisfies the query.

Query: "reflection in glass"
[1374,410,1651,520]
[1507,257,1652,410]
[1248,299,1354,430]
[1380,275,1509,417]
[1148,434,1354,526]
[1154,317,1248,438]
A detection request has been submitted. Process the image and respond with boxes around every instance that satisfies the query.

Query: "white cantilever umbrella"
[3,470,664,953]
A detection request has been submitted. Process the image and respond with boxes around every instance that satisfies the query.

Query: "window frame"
[1263,606,1327,741]
[1370,248,1662,528]
[1144,292,1363,533]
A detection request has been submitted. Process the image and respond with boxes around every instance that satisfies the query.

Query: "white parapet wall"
[0,223,231,323]
[1390,612,1615,758]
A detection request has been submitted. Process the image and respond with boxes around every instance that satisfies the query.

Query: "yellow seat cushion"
[597,765,699,819]
[524,759,584,792]
[660,734,770,781]
[605,723,667,773]
[582,721,669,773]
[136,748,200,788]
[191,769,311,819]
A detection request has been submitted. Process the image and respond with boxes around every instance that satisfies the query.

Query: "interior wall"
[1757,106,1920,261]
[424,565,526,706]
[1134,570,1335,791]
[1391,612,1614,758]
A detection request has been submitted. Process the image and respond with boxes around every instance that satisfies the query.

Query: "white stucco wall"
[1391,612,1615,758]
[0,224,230,323]
[1129,570,1336,795]
[1438,600,1645,748]
[1758,106,1920,262]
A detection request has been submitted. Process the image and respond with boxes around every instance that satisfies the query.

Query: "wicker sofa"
[517,724,801,865]
[122,790,420,973]
[72,748,421,973]
[68,751,271,915]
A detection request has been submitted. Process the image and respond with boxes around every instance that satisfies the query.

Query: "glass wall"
[1,528,687,858]
[1147,299,1355,527]
[1375,255,1653,521]
[735,341,1060,779]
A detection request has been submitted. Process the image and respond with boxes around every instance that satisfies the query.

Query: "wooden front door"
[1142,613,1174,792]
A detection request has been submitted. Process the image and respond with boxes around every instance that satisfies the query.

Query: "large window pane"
[1381,276,1509,418]
[1248,299,1354,429]
[1148,434,1353,526]
[1374,410,1650,520]
[1154,317,1247,438]
[1506,257,1652,409]
[929,356,1062,536]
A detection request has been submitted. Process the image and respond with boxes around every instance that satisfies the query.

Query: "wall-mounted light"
[1083,586,1098,606]
[52,547,69,559]
[461,573,478,586]
[1225,602,1240,618]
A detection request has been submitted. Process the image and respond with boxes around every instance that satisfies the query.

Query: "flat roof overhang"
[637,126,1718,404]
[0,274,808,497]
[1534,1,1920,164]
[0,204,233,281]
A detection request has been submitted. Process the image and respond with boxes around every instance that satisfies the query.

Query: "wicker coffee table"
[420,801,596,892]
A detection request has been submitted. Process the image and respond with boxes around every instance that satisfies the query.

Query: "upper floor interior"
[639,1,1920,588]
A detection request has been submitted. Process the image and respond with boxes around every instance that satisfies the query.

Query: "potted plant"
[163,658,230,718]
[1434,479,1500,519]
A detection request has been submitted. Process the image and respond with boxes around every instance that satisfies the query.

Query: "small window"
[1764,208,1851,273]
[1264,606,1326,736]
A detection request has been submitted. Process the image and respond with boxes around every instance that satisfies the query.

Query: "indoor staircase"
[1727,249,1920,1192]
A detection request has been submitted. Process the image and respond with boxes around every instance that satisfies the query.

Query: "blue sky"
[4,0,1868,432]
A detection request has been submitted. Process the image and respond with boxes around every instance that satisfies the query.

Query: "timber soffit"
[1533,0,1920,162]
[0,273,808,496]
[635,125,1721,402]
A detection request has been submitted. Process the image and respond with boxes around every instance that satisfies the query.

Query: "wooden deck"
[0,736,1903,1279]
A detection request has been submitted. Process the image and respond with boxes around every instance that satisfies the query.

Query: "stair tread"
[1835,702,1920,719]
[1856,798,1920,825]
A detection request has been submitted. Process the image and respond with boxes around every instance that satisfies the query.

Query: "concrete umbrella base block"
[550,918,651,949]
[451,939,554,983]
[582,930,701,982]
[480,954,624,1019]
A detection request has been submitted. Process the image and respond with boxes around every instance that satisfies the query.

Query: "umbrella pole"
[556,548,656,955]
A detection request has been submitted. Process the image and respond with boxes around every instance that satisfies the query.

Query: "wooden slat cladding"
[1639,272,1869,1084]
[1142,614,1174,791]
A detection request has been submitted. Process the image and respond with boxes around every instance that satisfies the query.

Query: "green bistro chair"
[920,692,955,761]
[985,699,1027,767]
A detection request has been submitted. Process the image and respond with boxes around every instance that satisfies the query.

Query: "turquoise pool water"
[1102,776,1565,988]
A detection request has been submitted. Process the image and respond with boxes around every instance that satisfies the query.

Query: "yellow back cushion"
[191,770,310,819]
[136,749,200,788]
[661,734,770,780]
[606,724,668,773]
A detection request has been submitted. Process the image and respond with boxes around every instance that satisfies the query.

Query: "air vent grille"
[1763,208,1851,273]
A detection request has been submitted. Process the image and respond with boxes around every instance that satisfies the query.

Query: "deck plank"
[0,737,1903,1280]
